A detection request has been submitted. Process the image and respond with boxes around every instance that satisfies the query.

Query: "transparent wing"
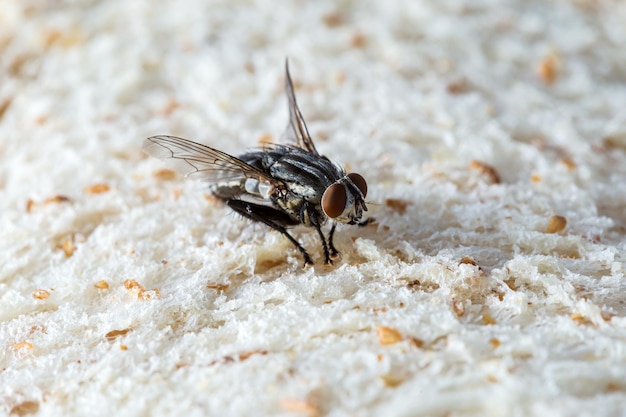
[283,60,319,155]
[143,135,280,185]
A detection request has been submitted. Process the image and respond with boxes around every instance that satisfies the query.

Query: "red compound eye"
[347,172,367,198]
[321,183,347,218]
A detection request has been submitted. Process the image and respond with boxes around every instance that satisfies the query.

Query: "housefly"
[143,62,368,267]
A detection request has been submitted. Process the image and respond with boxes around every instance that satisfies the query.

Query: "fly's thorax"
[321,172,368,224]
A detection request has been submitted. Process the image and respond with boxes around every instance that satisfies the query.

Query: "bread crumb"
[380,374,404,387]
[44,195,72,205]
[238,350,268,361]
[257,133,273,145]
[59,235,76,257]
[470,160,500,184]
[560,158,576,171]
[459,256,477,266]
[482,313,496,325]
[138,288,160,301]
[12,341,34,351]
[94,280,110,289]
[447,79,468,94]
[85,183,111,194]
[279,398,320,417]
[105,328,133,342]
[385,198,410,214]
[351,32,366,48]
[546,215,567,233]
[153,169,177,181]
[124,279,145,292]
[570,312,591,325]
[409,337,424,348]
[322,12,344,27]
[10,401,40,416]
[206,282,229,291]
[26,199,35,213]
[452,301,465,317]
[530,174,542,183]
[158,99,180,116]
[0,96,12,120]
[120,344,128,350]
[32,289,50,300]
[489,338,501,348]
[376,326,403,345]
[536,53,560,84]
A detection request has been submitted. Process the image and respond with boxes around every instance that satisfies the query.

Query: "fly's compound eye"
[347,172,367,198]
[322,183,347,218]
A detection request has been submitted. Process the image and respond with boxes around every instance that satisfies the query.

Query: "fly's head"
[321,173,368,224]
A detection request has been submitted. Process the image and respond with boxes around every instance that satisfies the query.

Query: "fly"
[143,61,369,267]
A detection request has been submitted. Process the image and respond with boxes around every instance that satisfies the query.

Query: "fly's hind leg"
[226,199,314,267]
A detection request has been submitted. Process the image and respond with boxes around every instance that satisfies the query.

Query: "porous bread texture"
[1,1,626,416]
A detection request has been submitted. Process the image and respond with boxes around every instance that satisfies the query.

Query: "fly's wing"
[283,60,320,155]
[143,135,281,186]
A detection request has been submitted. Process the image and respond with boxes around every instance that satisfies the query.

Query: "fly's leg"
[226,199,314,267]
[314,225,333,265]
[327,223,339,260]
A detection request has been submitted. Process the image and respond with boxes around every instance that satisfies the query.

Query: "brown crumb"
[257,133,273,145]
[452,301,465,317]
[26,199,35,213]
[105,328,133,342]
[124,279,145,292]
[504,278,518,291]
[601,311,615,322]
[159,99,180,116]
[34,115,48,125]
[279,399,320,417]
[12,341,34,351]
[0,96,12,119]
[546,215,567,233]
[206,282,229,291]
[560,158,576,171]
[238,350,268,361]
[385,198,410,214]
[138,288,160,301]
[85,183,110,194]
[469,160,500,184]
[489,338,501,348]
[570,312,591,325]
[380,374,404,387]
[351,32,366,48]
[447,80,468,94]
[482,312,496,325]
[530,174,542,183]
[10,401,40,416]
[153,169,177,181]
[459,256,477,266]
[120,344,128,350]
[376,326,403,345]
[536,53,560,84]
[94,280,109,289]
[322,11,344,27]
[409,337,424,348]
[32,289,50,300]
[59,235,76,257]
[44,195,72,205]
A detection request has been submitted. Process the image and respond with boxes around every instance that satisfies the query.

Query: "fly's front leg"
[314,225,333,265]
[327,223,339,259]
[302,202,334,265]
[226,199,313,267]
